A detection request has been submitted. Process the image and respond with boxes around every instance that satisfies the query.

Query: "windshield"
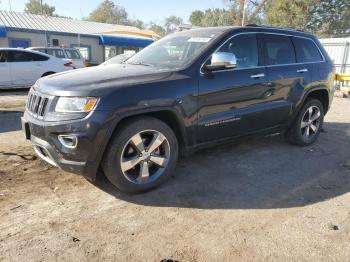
[126,31,219,69]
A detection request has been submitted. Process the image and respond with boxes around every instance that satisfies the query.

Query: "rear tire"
[287,98,324,146]
[102,116,178,194]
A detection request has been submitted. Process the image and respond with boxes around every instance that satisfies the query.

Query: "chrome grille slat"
[26,92,49,118]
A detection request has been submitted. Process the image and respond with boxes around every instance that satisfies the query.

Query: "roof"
[0,10,140,35]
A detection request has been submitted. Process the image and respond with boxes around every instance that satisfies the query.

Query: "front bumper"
[21,110,112,180]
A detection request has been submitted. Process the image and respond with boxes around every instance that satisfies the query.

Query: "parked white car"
[27,47,86,68]
[0,48,74,89]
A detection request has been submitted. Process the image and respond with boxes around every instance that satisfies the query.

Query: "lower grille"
[26,93,49,118]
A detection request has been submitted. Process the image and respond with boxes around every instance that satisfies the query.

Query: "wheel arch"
[41,71,56,77]
[104,108,189,158]
[304,88,330,114]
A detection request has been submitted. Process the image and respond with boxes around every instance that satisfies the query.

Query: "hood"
[35,64,174,96]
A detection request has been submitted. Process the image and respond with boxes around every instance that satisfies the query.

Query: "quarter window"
[293,37,323,63]
[263,34,296,65]
[218,34,259,69]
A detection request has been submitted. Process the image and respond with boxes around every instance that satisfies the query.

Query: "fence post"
[341,42,350,74]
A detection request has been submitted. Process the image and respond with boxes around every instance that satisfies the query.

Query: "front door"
[198,33,275,143]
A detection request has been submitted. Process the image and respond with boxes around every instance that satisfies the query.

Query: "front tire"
[287,98,324,146]
[102,117,178,193]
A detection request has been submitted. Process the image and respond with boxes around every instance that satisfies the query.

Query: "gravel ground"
[0,91,350,262]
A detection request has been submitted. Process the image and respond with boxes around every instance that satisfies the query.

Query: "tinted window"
[218,34,258,69]
[46,48,66,58]
[0,51,8,62]
[65,49,81,59]
[263,34,296,65]
[293,37,323,63]
[8,51,49,62]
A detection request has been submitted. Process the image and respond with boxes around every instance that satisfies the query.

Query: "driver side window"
[218,34,258,69]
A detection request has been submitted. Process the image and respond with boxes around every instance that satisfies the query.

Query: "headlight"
[55,97,98,113]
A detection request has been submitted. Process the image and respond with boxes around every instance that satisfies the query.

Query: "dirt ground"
[0,91,350,262]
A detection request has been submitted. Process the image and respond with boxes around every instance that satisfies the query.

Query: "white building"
[0,10,158,65]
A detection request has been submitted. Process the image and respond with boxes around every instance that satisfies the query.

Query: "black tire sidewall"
[292,99,324,146]
[102,117,179,193]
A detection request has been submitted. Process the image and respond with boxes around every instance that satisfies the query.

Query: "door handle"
[297,68,308,73]
[250,73,265,79]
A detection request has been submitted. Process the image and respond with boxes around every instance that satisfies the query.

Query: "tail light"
[64,61,73,67]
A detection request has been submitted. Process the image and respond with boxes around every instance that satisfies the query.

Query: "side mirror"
[205,52,237,71]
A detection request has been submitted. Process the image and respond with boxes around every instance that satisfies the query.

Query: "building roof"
[0,10,140,35]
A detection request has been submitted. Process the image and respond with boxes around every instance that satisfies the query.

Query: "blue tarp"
[99,35,153,48]
[0,25,6,37]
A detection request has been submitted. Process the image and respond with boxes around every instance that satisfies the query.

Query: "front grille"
[26,92,49,118]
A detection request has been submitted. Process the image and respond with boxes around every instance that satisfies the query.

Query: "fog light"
[58,135,78,148]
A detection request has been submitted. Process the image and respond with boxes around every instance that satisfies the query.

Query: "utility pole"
[8,0,12,11]
[241,0,247,26]
[40,0,43,15]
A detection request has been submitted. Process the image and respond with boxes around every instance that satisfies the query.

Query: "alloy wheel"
[300,105,321,140]
[120,130,170,184]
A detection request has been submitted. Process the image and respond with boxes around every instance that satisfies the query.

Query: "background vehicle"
[27,47,86,68]
[22,25,334,193]
[0,48,74,89]
[101,53,134,66]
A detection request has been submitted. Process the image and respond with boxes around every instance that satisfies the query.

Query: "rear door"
[8,51,48,87]
[292,36,325,82]
[262,33,312,126]
[0,51,12,88]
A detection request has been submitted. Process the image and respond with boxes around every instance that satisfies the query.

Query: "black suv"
[22,25,335,193]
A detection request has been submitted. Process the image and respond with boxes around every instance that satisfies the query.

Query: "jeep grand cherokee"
[22,25,335,193]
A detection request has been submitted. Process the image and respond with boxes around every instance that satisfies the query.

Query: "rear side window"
[46,49,66,58]
[0,51,8,62]
[65,49,81,59]
[8,51,49,62]
[293,37,323,63]
[218,33,259,69]
[263,34,296,65]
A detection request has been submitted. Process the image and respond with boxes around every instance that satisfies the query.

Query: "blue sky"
[1,0,227,24]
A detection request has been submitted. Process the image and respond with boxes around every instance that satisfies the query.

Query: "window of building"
[52,39,59,47]
[217,34,259,69]
[263,34,296,65]
[293,37,323,63]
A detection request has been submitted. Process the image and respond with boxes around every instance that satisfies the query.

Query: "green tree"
[148,23,166,37]
[87,0,129,25]
[189,0,267,27]
[265,0,311,30]
[189,10,204,26]
[308,0,350,37]
[164,16,183,34]
[24,0,55,16]
[128,19,145,29]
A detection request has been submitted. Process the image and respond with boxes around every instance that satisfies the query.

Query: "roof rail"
[245,24,305,33]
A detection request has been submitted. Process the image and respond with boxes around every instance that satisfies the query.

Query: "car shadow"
[0,111,23,133]
[92,121,350,209]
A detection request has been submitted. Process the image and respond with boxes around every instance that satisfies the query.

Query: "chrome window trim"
[200,31,326,75]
